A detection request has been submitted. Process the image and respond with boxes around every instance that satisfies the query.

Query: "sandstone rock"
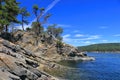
[0,31,95,80]
[0,38,58,80]
[25,58,39,68]
[0,69,20,80]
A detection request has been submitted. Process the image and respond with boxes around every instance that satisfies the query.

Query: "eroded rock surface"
[0,38,58,80]
[0,31,94,80]
[13,31,93,61]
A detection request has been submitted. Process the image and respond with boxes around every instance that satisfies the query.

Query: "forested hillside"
[78,43,120,52]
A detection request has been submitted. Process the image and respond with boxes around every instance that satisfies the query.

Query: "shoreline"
[85,51,120,53]
[61,56,95,61]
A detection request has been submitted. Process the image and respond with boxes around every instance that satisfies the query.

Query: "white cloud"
[113,34,120,37]
[101,40,108,42]
[62,34,102,46]
[63,34,71,42]
[63,34,101,43]
[80,35,101,40]
[75,34,84,37]
[57,24,72,27]
[63,34,71,38]
[82,41,91,44]
[15,24,31,30]
[43,23,72,28]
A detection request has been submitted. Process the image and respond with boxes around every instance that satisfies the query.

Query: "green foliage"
[33,4,39,17]
[26,27,31,32]
[32,5,45,34]
[0,0,20,32]
[56,40,63,48]
[40,7,45,12]
[32,5,52,46]
[32,5,51,33]
[47,24,63,40]
[56,40,64,54]
[33,4,39,10]
[19,7,30,30]
[78,43,120,52]
[0,0,64,47]
[31,22,43,35]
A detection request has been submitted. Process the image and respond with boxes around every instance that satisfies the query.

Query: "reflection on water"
[59,53,120,80]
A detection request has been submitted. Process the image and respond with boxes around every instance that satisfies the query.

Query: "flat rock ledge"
[62,56,95,61]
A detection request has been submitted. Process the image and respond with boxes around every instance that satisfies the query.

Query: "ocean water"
[59,53,120,80]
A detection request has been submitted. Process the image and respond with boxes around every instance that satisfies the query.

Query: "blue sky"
[17,0,120,46]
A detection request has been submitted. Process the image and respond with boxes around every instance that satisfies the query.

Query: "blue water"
[60,53,120,80]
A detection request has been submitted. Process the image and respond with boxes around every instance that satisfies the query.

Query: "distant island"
[78,43,120,52]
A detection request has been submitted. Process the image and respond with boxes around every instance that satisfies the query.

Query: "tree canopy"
[19,7,30,31]
[47,24,63,40]
[0,0,64,45]
[78,43,120,52]
[0,0,20,32]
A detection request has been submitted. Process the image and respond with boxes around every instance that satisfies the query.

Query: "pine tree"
[33,5,43,35]
[20,7,30,31]
[0,0,20,32]
[47,24,63,40]
[32,5,51,35]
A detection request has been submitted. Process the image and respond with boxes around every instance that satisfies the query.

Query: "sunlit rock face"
[0,31,94,80]
[12,31,90,61]
[0,38,58,80]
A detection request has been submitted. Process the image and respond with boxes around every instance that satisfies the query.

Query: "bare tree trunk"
[36,18,41,35]
[5,25,8,33]
[22,15,24,31]
[22,22,24,31]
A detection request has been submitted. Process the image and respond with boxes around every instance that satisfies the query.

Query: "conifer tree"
[32,5,51,35]
[20,7,30,31]
[0,0,20,32]
[47,24,63,40]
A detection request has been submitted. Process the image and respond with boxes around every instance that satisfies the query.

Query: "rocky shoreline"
[61,56,95,61]
[0,38,58,80]
[0,31,95,80]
